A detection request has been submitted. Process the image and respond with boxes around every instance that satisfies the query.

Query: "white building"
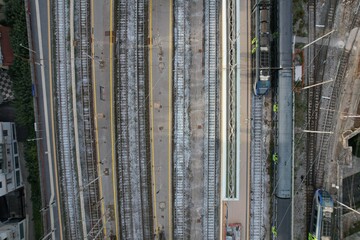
[0,219,26,240]
[0,122,22,197]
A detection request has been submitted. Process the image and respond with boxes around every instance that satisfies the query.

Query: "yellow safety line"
[91,0,107,236]
[168,0,173,238]
[148,0,159,237]
[48,1,63,239]
[109,0,120,238]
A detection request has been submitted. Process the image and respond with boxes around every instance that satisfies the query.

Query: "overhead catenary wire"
[273,9,360,233]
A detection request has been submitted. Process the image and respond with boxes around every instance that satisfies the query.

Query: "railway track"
[251,96,264,239]
[306,0,339,230]
[76,0,103,238]
[54,0,82,239]
[304,1,359,237]
[321,6,360,238]
[115,1,153,239]
[203,0,219,238]
[172,0,191,238]
[250,1,265,238]
[316,49,352,187]
[315,1,360,188]
[305,2,316,226]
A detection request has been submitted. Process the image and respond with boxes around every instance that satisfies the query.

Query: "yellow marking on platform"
[148,0,159,237]
[109,0,120,238]
[48,1,63,239]
[91,0,107,236]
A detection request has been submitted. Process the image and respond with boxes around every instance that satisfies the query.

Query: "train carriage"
[252,2,271,95]
[308,189,334,240]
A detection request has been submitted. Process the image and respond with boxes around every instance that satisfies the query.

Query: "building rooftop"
[0,25,13,67]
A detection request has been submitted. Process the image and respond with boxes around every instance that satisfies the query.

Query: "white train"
[308,189,334,240]
[253,2,271,96]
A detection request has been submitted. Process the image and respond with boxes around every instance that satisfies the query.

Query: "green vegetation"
[4,0,42,238]
[293,0,307,36]
[25,142,42,239]
[4,0,34,127]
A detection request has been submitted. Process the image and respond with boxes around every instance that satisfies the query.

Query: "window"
[13,142,18,155]
[15,156,19,169]
[12,124,16,139]
[0,182,2,188]
[19,222,24,239]
[2,130,7,136]
[6,148,10,154]
[16,170,21,187]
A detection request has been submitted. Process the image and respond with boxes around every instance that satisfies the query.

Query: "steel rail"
[203,0,219,238]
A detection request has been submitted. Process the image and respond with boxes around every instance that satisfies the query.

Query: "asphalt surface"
[28,0,62,239]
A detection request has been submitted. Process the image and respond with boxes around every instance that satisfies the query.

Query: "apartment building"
[0,122,22,197]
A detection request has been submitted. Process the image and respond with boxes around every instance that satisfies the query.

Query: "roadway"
[149,0,173,238]
[91,0,119,238]
[28,0,63,239]
[220,0,251,239]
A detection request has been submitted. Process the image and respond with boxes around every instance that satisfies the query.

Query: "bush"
[5,0,33,127]
[25,141,42,239]
[4,0,42,238]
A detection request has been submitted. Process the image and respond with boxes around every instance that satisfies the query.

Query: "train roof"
[255,78,270,95]
[315,189,334,208]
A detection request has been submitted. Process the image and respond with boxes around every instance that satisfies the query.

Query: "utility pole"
[301,79,334,90]
[302,130,334,134]
[301,29,336,50]
[20,43,36,54]
[336,200,360,215]
[341,115,360,118]
[27,137,42,142]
